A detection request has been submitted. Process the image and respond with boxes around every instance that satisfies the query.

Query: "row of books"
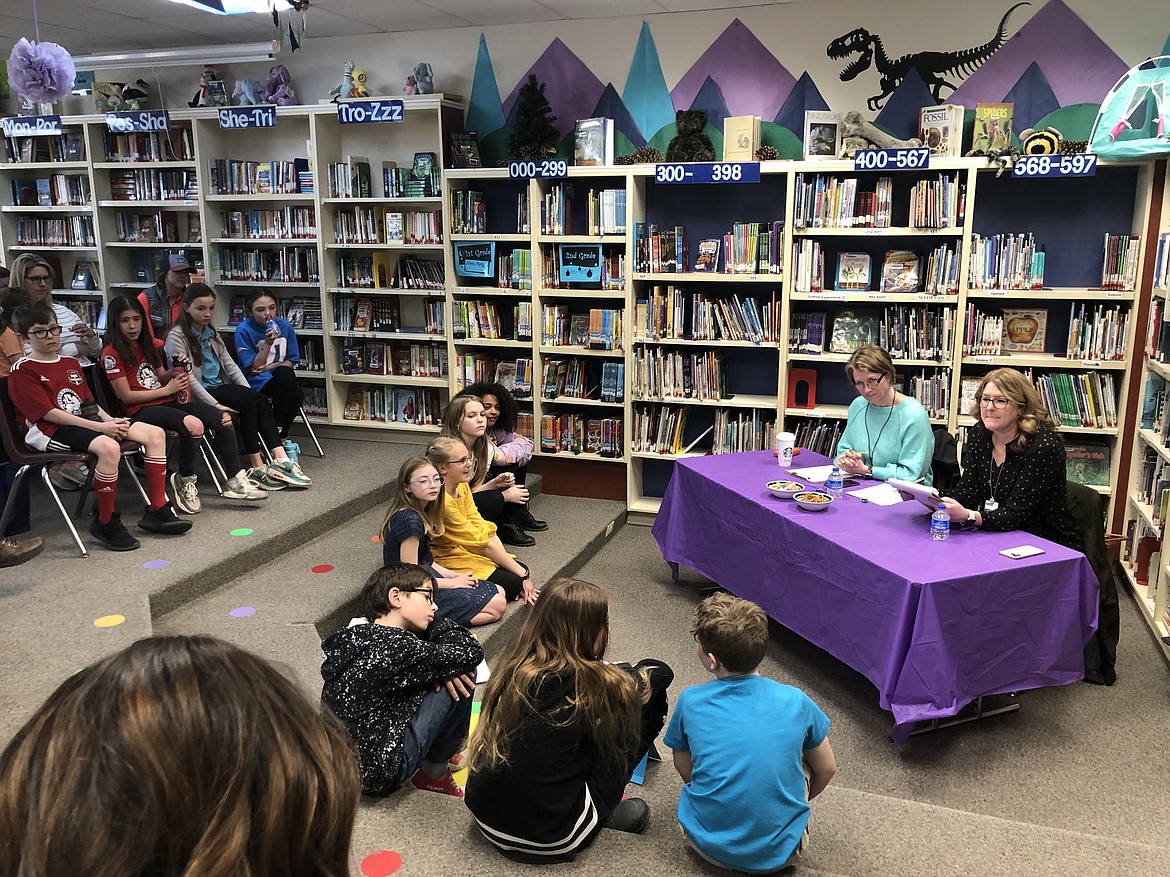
[498,248,533,290]
[1033,370,1118,429]
[584,188,626,236]
[14,216,95,247]
[633,288,781,344]
[1066,303,1130,362]
[282,297,322,329]
[208,159,308,196]
[540,247,625,290]
[540,184,574,236]
[726,221,784,276]
[115,210,186,244]
[332,207,383,245]
[793,174,893,229]
[217,246,319,283]
[108,168,198,202]
[789,416,844,457]
[452,354,525,392]
[1145,298,1170,363]
[386,157,440,198]
[340,341,447,378]
[452,300,532,341]
[1099,234,1141,291]
[9,175,90,207]
[224,207,316,240]
[103,130,193,163]
[968,233,1045,290]
[295,338,326,372]
[334,296,402,333]
[907,367,951,419]
[450,189,486,234]
[907,174,966,229]
[631,348,728,402]
[542,359,624,403]
[879,305,955,362]
[634,224,687,274]
[632,404,694,455]
[1153,232,1170,291]
[541,306,623,349]
[302,385,328,419]
[3,132,84,163]
[712,408,776,454]
[539,413,623,457]
[790,239,826,293]
[342,387,441,425]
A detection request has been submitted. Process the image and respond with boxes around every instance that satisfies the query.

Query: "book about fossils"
[804,111,842,160]
[918,104,965,158]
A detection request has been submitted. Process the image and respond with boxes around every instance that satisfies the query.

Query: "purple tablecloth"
[652,450,1099,743]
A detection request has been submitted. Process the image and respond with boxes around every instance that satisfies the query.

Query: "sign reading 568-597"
[336,99,404,125]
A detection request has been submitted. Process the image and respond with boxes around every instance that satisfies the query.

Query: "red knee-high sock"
[143,455,168,511]
[94,470,118,524]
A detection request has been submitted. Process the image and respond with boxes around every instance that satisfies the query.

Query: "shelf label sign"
[559,243,603,284]
[508,159,568,179]
[2,114,62,137]
[1011,153,1098,178]
[654,162,761,184]
[218,105,276,129]
[853,147,930,171]
[105,109,169,133]
[336,99,404,125]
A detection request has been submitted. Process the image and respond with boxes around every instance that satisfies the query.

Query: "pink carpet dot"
[372,534,381,543]
[361,851,403,876]
[311,564,334,574]
[229,606,256,618]
[143,559,169,569]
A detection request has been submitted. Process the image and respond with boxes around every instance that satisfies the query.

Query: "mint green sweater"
[835,395,934,485]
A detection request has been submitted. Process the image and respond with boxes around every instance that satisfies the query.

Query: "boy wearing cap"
[139,253,195,345]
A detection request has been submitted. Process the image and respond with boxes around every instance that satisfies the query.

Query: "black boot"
[498,520,535,547]
[517,502,548,531]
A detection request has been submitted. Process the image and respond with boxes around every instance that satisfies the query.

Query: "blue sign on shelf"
[1011,153,1098,179]
[2,115,62,137]
[105,109,170,133]
[336,99,404,125]
[653,162,761,184]
[853,147,930,171]
[508,159,569,179]
[218,105,276,129]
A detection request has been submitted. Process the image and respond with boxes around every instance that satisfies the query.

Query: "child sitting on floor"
[665,592,837,873]
[321,563,483,798]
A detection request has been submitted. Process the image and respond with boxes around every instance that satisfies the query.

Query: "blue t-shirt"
[235,316,300,391]
[197,326,223,389]
[664,674,829,873]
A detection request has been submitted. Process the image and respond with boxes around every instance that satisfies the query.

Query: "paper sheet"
[848,482,906,506]
[786,464,835,483]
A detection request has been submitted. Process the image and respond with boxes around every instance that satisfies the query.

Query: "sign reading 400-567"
[336,99,404,125]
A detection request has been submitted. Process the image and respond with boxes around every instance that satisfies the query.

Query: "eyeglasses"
[27,325,63,339]
[25,274,52,284]
[446,456,472,466]
[400,588,435,605]
[979,396,1013,409]
[409,475,443,486]
[853,375,885,390]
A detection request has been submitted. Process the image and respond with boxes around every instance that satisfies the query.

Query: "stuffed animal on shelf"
[413,62,434,94]
[189,65,217,108]
[838,110,923,158]
[119,80,150,110]
[262,64,296,106]
[403,74,418,95]
[1019,127,1062,155]
[665,110,716,162]
[233,78,265,106]
[350,68,371,98]
[328,60,356,102]
[94,79,151,112]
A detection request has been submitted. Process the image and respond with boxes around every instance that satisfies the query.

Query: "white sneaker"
[224,472,268,501]
[169,472,201,514]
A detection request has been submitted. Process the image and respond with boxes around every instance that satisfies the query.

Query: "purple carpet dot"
[143,559,169,569]
[229,606,256,618]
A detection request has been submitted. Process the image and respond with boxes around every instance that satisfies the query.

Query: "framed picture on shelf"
[1001,308,1047,352]
[804,111,842,160]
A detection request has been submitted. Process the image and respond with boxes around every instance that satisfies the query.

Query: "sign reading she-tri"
[2,115,63,137]
[105,109,170,133]
[336,99,404,125]
[218,106,276,129]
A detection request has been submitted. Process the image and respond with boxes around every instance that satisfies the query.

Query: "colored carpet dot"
[311,564,334,574]
[360,850,403,876]
[143,559,169,569]
[230,528,254,537]
[229,606,256,618]
[372,534,381,543]
[93,614,125,628]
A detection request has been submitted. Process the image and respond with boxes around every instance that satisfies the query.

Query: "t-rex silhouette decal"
[827,2,1029,111]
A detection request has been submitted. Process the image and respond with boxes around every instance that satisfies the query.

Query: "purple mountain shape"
[874,68,935,140]
[774,72,830,133]
[592,83,646,149]
[689,76,730,132]
[1002,61,1061,132]
[502,39,605,140]
[671,18,797,120]
[949,0,1128,108]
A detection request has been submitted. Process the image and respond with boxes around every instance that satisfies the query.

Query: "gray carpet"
[3,439,1169,876]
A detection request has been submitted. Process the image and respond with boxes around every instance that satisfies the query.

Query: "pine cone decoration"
[755,145,779,161]
[616,146,663,165]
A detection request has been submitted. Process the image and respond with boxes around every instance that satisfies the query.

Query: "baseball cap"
[162,253,194,273]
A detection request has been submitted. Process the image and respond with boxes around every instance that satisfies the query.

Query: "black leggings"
[621,659,674,770]
[206,384,280,456]
[487,560,529,602]
[259,365,301,437]
[132,401,241,476]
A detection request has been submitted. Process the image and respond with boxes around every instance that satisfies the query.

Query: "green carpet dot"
[230,528,254,537]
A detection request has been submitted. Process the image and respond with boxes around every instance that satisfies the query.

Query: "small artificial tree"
[508,74,559,160]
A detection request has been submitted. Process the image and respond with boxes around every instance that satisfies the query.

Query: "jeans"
[394,686,474,787]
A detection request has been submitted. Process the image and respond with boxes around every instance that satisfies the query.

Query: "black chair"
[1067,480,1119,685]
[931,427,960,491]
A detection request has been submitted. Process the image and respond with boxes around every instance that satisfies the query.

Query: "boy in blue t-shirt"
[665,593,836,873]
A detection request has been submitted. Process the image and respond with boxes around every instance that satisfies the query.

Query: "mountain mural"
[1002,61,1061,132]
[622,21,675,145]
[501,38,605,140]
[874,68,935,140]
[466,34,505,137]
[670,18,798,121]
[949,0,1127,108]
[774,72,830,135]
[689,76,731,133]
[592,83,645,149]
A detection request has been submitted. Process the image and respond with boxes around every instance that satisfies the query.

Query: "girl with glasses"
[834,344,934,484]
[380,455,506,627]
[938,368,1081,548]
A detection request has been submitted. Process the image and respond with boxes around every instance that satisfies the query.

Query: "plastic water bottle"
[825,466,843,500]
[931,504,950,541]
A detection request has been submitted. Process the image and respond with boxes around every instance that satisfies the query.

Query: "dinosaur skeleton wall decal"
[827,2,1030,111]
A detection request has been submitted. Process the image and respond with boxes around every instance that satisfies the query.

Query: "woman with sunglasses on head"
[834,344,934,484]
[938,368,1081,549]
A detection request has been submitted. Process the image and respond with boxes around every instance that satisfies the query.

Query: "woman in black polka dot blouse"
[939,368,1082,550]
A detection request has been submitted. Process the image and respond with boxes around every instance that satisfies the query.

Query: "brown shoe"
[0,535,45,567]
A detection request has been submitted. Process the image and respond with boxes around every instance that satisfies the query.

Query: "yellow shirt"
[431,482,498,579]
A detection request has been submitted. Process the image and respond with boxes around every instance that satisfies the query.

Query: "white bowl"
[793,491,834,511]
[767,479,806,499]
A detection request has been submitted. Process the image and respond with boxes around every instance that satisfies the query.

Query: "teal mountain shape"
[466,33,505,137]
[622,21,675,145]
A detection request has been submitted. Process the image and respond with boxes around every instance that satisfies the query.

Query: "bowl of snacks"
[793,491,834,511]
[767,479,806,499]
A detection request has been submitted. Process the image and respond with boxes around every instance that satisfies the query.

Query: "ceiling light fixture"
[68,41,277,72]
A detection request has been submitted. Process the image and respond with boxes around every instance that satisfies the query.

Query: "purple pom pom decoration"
[7,37,76,103]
